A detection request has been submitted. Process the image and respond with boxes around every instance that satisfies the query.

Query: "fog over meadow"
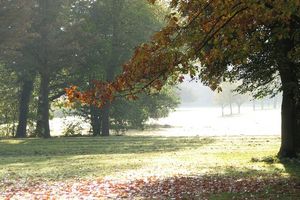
[51,81,281,137]
[151,82,281,136]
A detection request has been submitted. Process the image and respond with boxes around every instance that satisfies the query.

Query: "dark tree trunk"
[99,0,124,137]
[278,87,297,158]
[296,101,300,152]
[16,79,34,138]
[35,74,50,138]
[90,105,101,136]
[277,39,298,158]
[101,103,110,137]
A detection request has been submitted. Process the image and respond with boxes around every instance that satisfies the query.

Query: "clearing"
[1,135,300,199]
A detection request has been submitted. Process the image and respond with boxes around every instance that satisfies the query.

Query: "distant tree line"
[214,82,281,116]
[0,0,179,137]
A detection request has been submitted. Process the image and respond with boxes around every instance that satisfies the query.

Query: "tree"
[0,64,19,136]
[0,0,33,53]
[68,86,179,135]
[68,0,163,136]
[214,82,249,116]
[67,0,300,158]
[110,87,179,131]
[233,91,250,115]
[0,0,37,138]
[214,83,236,116]
[15,74,35,138]
[21,0,79,138]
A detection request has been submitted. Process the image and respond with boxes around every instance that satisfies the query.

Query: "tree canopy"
[0,0,178,138]
[67,0,300,158]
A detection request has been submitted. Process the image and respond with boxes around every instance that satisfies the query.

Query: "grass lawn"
[1,135,300,199]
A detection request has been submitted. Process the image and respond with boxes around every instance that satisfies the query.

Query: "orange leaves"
[65,82,116,108]
[67,0,300,107]
[65,86,81,106]
[147,0,156,4]
[2,176,299,199]
[126,94,138,101]
[178,75,185,83]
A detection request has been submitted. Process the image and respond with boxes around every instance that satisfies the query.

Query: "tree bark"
[278,86,297,158]
[15,79,34,138]
[35,73,50,138]
[90,105,101,136]
[295,97,300,152]
[100,0,124,137]
[277,39,298,158]
[101,103,110,136]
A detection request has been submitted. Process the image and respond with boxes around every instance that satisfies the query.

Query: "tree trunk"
[229,103,233,115]
[278,88,297,158]
[253,100,256,111]
[99,0,124,137]
[101,103,110,136]
[295,100,300,152]
[35,74,50,138]
[16,79,34,138]
[238,104,241,114]
[277,39,298,158]
[90,105,101,136]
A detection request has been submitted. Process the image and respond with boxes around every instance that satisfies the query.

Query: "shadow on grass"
[251,155,300,179]
[0,135,215,158]
[279,158,300,179]
[0,136,216,181]
[124,169,300,199]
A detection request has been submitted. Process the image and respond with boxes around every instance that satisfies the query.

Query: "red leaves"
[2,176,300,199]
[147,0,156,4]
[65,81,116,108]
[178,75,185,83]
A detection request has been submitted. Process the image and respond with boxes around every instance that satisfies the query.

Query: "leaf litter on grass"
[1,175,300,199]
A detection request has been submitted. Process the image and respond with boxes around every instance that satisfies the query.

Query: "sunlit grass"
[2,135,300,199]
[1,135,298,184]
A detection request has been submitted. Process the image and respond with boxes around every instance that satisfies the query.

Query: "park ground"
[1,134,300,199]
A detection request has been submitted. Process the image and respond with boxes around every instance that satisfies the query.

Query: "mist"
[149,81,282,137]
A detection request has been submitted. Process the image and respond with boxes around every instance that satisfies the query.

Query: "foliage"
[111,86,179,130]
[0,0,177,137]
[65,0,177,135]
[66,0,300,157]
[67,0,299,104]
[0,64,19,136]
[214,82,250,115]
[67,0,164,103]
[0,0,33,54]
[62,121,85,137]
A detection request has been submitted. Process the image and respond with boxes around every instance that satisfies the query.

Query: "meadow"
[1,135,300,199]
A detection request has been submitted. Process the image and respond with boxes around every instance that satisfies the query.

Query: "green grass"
[1,135,300,198]
[209,192,300,200]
